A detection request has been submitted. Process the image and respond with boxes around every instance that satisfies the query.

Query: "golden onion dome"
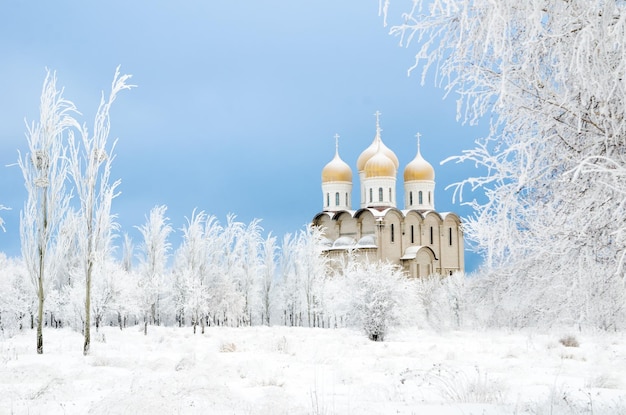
[365,147,396,178]
[356,113,399,171]
[322,152,352,183]
[322,135,352,183]
[404,140,435,181]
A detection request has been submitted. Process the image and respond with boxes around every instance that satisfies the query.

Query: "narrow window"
[345,192,349,207]
[409,191,413,205]
[428,191,432,205]
[391,223,395,243]
[326,193,329,207]
[449,227,453,246]
[389,188,392,203]
[419,191,423,205]
[430,226,433,245]
[369,188,373,203]
[410,225,414,244]
[335,192,340,206]
[378,187,383,202]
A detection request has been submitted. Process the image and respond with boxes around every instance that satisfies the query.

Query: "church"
[312,113,464,278]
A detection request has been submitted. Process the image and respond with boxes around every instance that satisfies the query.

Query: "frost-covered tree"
[0,254,31,337]
[68,66,133,353]
[295,225,328,327]
[18,70,77,353]
[234,219,263,325]
[136,205,172,335]
[347,261,413,341]
[260,233,278,325]
[383,1,626,328]
[174,209,211,333]
[207,214,246,326]
[121,233,134,273]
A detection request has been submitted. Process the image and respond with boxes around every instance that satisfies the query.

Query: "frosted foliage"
[384,1,626,328]
[346,261,414,341]
[136,205,172,331]
[0,255,30,337]
[260,233,277,325]
[17,70,77,353]
[0,205,8,232]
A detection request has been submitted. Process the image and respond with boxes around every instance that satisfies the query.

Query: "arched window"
[428,191,432,205]
[410,225,414,244]
[346,192,349,207]
[430,226,434,245]
[335,192,340,206]
[391,223,395,243]
[378,187,383,202]
[419,191,423,205]
[449,227,453,246]
[389,188,392,203]
[326,193,329,207]
[369,188,373,203]
[409,191,413,205]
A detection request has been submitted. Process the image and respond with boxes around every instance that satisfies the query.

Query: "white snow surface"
[1,326,626,414]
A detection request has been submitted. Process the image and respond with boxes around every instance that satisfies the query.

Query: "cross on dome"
[374,110,382,136]
[416,132,422,153]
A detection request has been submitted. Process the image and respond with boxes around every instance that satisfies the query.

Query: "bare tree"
[68,66,133,354]
[18,70,77,353]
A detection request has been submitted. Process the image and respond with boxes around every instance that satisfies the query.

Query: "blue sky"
[0,1,488,271]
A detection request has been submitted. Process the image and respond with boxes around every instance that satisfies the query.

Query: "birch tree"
[18,70,77,353]
[383,1,626,328]
[68,66,133,353]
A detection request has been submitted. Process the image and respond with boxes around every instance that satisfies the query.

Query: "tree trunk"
[36,188,47,355]
[36,273,44,354]
[83,255,92,355]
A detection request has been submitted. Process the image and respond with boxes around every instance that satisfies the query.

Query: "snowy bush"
[415,272,468,330]
[0,255,31,338]
[347,261,414,341]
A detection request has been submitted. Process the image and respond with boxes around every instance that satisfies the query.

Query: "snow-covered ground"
[1,326,626,414]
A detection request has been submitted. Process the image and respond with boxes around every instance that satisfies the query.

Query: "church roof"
[404,134,435,182]
[321,134,352,183]
[356,111,399,172]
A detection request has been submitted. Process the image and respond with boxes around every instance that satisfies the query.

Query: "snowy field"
[1,326,626,415]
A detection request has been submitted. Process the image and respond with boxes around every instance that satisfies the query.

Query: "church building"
[312,113,464,278]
